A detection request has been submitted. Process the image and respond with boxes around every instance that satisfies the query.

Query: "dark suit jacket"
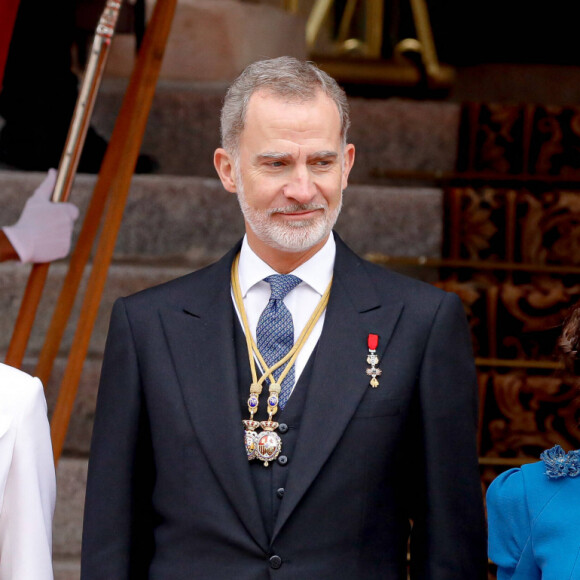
[81,234,487,579]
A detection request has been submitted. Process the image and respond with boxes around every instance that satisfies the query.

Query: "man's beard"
[235,170,342,253]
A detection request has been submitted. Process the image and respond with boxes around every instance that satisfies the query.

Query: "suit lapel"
[159,245,269,552]
[272,237,403,541]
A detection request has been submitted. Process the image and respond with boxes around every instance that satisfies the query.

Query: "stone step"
[0,261,192,357]
[103,0,308,83]
[0,172,244,261]
[0,171,443,261]
[90,79,461,180]
[53,559,81,580]
[53,458,87,568]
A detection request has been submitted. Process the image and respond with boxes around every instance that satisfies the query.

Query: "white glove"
[2,169,80,263]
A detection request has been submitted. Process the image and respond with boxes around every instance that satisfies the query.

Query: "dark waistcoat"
[234,318,316,539]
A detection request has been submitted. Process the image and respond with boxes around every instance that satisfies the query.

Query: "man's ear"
[341,144,355,190]
[214,148,237,193]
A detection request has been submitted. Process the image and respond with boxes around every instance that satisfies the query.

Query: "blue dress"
[487,446,580,579]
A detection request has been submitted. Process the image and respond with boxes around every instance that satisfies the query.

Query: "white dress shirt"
[0,363,56,580]
[233,234,335,399]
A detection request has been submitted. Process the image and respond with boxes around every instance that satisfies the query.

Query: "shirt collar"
[238,233,336,297]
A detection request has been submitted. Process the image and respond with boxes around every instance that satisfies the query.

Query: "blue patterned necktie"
[256,274,302,410]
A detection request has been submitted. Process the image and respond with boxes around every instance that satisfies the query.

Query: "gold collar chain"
[231,253,332,465]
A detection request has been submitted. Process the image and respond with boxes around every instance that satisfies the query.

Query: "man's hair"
[220,56,350,155]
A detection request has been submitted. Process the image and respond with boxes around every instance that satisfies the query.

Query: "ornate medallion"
[255,431,282,466]
[243,419,260,460]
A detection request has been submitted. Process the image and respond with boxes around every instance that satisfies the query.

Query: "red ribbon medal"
[366,333,382,388]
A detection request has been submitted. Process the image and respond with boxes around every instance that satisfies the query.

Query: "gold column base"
[311,55,455,90]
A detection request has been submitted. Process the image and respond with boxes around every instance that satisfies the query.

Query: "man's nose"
[283,166,316,203]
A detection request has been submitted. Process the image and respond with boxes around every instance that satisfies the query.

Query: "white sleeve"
[0,377,56,580]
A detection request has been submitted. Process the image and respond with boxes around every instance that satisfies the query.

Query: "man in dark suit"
[81,56,487,579]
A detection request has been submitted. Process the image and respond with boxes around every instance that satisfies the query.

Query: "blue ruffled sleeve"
[486,468,540,580]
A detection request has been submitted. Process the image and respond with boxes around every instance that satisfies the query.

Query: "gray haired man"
[82,57,487,579]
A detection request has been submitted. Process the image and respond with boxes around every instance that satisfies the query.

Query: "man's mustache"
[268,203,326,215]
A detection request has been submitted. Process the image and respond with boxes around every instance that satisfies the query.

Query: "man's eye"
[269,161,284,167]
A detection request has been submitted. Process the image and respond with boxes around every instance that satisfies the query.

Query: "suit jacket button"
[276,487,285,498]
[278,423,289,433]
[277,455,288,465]
[269,555,282,569]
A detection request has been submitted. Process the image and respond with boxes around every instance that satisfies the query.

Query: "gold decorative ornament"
[231,254,331,466]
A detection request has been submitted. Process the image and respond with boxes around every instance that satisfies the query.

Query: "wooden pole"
[4,264,50,368]
[4,1,123,369]
[50,0,177,464]
[34,170,115,384]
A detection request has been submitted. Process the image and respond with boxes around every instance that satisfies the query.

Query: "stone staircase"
[0,53,462,580]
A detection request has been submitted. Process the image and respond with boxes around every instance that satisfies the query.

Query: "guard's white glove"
[2,169,80,263]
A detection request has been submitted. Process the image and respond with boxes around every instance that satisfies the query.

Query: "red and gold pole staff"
[49,0,177,465]
[4,0,123,369]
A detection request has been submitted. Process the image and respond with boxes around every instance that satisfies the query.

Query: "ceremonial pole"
[50,0,177,464]
[4,0,123,369]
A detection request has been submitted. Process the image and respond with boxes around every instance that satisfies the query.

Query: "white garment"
[234,234,335,390]
[0,363,56,580]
